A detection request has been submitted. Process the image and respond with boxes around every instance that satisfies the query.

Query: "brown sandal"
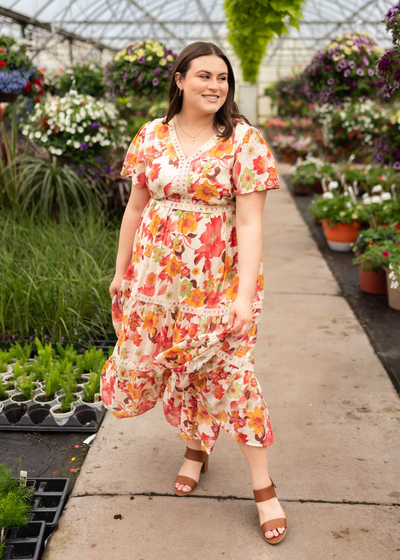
[253,479,287,544]
[174,448,209,497]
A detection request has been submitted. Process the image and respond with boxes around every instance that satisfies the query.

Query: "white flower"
[77,126,84,133]
[363,197,371,205]
[34,131,41,138]
[328,181,339,191]
[371,184,382,193]
[73,141,80,149]
[381,192,392,201]
[84,135,91,142]
[370,195,382,204]
[322,192,334,199]
[345,201,352,208]
[41,135,48,143]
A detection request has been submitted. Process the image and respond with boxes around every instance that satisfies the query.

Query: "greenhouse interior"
[0,0,399,558]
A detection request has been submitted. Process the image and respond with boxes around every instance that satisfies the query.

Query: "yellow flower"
[159,58,167,66]
[165,256,181,277]
[339,211,346,217]
[137,48,145,57]
[167,54,174,62]
[178,212,198,234]
[146,55,153,61]
[344,47,351,55]
[352,213,358,219]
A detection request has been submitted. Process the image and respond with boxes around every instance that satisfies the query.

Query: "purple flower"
[356,68,364,76]
[349,60,356,69]
[138,56,145,64]
[77,168,84,174]
[91,122,99,130]
[68,162,75,167]
[154,67,161,76]
[163,71,169,78]
[80,142,88,150]
[327,77,335,85]
[104,165,111,173]
[344,69,351,77]
[168,64,174,71]
[394,161,400,170]
[97,156,104,162]
[93,172,100,180]
[152,77,159,87]
[368,69,375,76]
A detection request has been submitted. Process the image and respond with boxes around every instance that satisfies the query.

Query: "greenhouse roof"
[0,0,395,69]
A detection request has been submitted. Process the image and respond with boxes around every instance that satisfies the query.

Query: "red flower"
[382,251,389,257]
[24,81,31,93]
[194,216,225,270]
[253,155,267,175]
[0,48,6,53]
[0,61,6,67]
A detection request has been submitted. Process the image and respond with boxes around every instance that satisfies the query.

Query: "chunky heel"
[174,447,209,497]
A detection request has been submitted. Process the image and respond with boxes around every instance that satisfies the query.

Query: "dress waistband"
[151,197,235,214]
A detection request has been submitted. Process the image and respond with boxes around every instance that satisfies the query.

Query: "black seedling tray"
[3,521,46,560]
[27,478,69,540]
[0,400,106,432]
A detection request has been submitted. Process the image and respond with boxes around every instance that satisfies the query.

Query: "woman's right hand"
[109,273,124,304]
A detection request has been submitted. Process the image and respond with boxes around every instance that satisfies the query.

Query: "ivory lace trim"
[151,197,235,215]
[130,291,262,316]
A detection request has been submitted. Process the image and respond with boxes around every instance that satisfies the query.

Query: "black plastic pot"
[3,521,46,560]
[27,478,69,540]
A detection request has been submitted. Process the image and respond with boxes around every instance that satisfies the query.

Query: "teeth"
[204,95,218,99]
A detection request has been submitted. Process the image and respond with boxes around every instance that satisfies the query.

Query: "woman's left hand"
[227,296,253,337]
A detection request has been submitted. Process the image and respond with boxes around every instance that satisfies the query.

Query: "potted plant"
[310,190,367,251]
[0,462,34,557]
[387,255,400,311]
[80,371,103,410]
[0,36,38,103]
[33,363,61,406]
[290,156,337,195]
[56,61,107,98]
[104,39,177,100]
[352,226,400,293]
[11,372,36,403]
[50,381,76,426]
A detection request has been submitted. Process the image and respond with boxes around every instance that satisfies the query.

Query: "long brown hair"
[163,42,249,140]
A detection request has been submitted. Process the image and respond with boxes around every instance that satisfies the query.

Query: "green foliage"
[14,372,35,400]
[82,370,101,403]
[43,363,62,398]
[0,111,29,209]
[0,212,118,342]
[58,380,76,413]
[12,155,99,221]
[224,0,304,83]
[57,62,107,98]
[264,75,308,117]
[353,230,400,273]
[290,157,337,186]
[352,225,400,255]
[310,193,367,224]
[0,463,34,538]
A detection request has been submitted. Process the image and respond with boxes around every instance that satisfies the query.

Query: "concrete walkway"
[43,163,400,560]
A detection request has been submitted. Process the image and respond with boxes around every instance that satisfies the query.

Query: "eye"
[200,75,209,79]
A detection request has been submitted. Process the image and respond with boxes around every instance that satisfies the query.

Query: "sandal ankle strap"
[253,484,276,502]
[184,448,208,463]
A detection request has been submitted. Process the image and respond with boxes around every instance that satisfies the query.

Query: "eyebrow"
[196,70,228,76]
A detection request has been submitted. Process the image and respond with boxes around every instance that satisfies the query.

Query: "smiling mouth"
[202,95,219,100]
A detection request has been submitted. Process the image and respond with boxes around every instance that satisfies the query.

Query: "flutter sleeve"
[120,122,148,188]
[232,126,280,195]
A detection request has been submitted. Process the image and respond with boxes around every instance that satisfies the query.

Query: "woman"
[100,41,286,545]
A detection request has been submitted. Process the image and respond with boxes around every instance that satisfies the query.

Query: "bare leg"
[238,442,286,540]
[175,439,204,493]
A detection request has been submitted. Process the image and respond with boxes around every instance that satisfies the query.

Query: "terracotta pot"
[322,220,361,252]
[386,269,400,311]
[358,267,387,294]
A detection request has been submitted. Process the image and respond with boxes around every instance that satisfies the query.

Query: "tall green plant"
[13,155,100,220]
[0,111,29,208]
[224,0,305,83]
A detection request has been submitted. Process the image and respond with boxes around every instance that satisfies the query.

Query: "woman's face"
[176,55,229,116]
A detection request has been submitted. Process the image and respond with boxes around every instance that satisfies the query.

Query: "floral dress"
[100,117,280,454]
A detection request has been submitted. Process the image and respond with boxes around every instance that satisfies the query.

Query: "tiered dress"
[100,117,280,454]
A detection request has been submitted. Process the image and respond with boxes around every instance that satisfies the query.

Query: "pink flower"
[382,251,389,257]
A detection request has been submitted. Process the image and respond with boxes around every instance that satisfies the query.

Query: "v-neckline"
[169,117,219,162]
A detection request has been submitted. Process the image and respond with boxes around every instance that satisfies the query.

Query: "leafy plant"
[12,155,99,221]
[105,40,177,99]
[0,111,29,209]
[57,62,106,98]
[224,0,304,83]
[352,225,400,256]
[0,378,13,400]
[57,380,76,413]
[353,236,400,273]
[14,372,35,400]
[81,370,101,403]
[310,192,367,224]
[43,363,62,398]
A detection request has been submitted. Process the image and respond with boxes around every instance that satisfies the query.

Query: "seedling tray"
[0,401,106,432]
[3,521,46,560]
[27,478,69,540]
